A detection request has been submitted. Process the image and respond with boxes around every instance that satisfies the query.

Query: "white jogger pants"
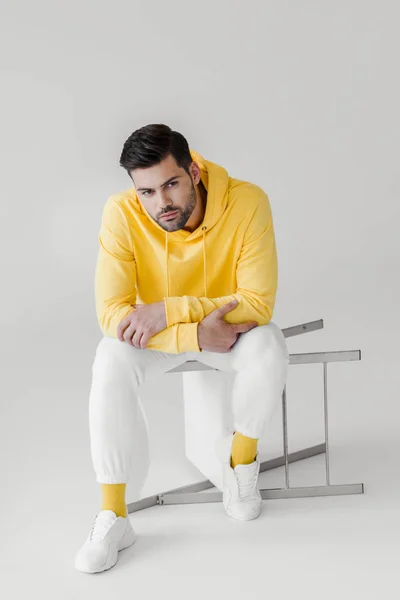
[88,321,290,493]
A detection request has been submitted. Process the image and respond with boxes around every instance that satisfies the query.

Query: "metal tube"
[323,362,330,486]
[167,349,361,373]
[282,386,290,488]
[160,483,364,505]
[282,319,324,339]
[289,350,361,365]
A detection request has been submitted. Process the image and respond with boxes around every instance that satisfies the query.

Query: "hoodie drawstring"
[202,226,207,298]
[165,226,208,299]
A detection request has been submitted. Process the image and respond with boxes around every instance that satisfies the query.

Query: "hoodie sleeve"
[163,190,278,329]
[95,197,201,353]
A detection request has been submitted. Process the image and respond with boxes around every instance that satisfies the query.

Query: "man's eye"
[168,181,177,187]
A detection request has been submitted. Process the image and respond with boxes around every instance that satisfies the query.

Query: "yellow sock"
[230,431,258,469]
[101,483,127,518]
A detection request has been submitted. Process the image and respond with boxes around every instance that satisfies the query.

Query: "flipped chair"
[127,318,364,513]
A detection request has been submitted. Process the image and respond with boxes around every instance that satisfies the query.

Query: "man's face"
[131,153,200,232]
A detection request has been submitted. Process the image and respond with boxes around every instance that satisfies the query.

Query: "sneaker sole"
[75,522,137,574]
[225,505,262,521]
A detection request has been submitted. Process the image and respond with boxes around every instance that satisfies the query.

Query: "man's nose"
[158,190,173,208]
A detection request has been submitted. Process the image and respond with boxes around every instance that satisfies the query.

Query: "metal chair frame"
[127,319,364,514]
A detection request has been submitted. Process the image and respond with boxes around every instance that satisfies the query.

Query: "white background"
[1,0,399,594]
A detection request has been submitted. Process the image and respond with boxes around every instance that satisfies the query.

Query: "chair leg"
[127,440,363,513]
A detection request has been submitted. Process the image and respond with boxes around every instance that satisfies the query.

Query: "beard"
[157,182,197,232]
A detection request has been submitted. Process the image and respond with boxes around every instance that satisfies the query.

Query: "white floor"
[4,432,399,599]
[2,344,399,599]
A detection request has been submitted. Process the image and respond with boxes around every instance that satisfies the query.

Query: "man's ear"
[189,161,201,185]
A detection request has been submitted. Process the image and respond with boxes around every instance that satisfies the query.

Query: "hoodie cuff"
[164,296,189,327]
[177,322,201,353]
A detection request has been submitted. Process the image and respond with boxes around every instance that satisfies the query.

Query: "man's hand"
[197,299,258,353]
[117,301,167,348]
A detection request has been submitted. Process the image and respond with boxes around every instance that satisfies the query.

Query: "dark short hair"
[119,123,193,177]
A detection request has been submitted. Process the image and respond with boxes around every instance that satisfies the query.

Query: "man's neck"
[199,180,207,216]
[182,181,207,233]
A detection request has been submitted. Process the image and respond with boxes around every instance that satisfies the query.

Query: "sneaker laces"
[89,512,116,542]
[234,463,259,500]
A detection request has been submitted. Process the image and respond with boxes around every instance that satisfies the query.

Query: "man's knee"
[237,321,289,366]
[92,336,138,376]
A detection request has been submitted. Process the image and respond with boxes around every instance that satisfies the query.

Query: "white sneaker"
[216,433,262,521]
[74,509,136,573]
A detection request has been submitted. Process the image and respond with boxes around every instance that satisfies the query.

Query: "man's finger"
[234,321,258,334]
[123,324,137,346]
[117,314,132,341]
[132,329,144,348]
[216,299,238,316]
[117,321,127,341]
[140,334,149,349]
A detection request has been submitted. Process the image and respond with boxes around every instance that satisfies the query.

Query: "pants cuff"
[96,474,128,484]
[233,423,261,440]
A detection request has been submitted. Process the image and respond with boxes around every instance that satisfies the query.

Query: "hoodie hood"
[129,148,230,298]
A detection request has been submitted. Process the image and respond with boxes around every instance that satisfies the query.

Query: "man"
[75,124,289,574]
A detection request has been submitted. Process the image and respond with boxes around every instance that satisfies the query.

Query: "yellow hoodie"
[94,149,278,354]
